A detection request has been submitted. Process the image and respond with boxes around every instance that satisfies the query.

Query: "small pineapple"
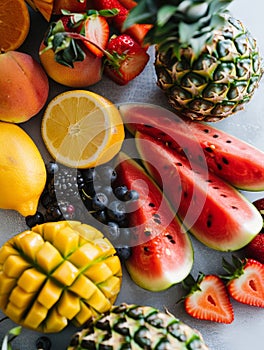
[125,0,263,121]
[0,221,122,333]
[67,303,209,349]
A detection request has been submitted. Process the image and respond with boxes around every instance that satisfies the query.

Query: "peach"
[39,41,103,87]
[0,51,49,123]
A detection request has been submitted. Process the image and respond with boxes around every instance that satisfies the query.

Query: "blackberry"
[36,336,51,350]
[44,200,76,221]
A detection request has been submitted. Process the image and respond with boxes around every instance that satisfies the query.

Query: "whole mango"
[0,221,122,333]
[0,122,46,216]
[0,51,49,123]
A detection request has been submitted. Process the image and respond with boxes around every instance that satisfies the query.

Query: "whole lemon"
[0,122,46,216]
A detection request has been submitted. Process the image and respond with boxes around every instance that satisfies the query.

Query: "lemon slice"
[41,90,125,168]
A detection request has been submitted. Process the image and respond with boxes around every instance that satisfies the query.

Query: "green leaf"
[209,0,233,15]
[157,5,178,26]
[179,21,200,45]
[123,0,157,29]
[8,327,22,337]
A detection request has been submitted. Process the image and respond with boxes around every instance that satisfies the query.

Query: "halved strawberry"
[243,199,264,263]
[182,273,234,324]
[222,256,264,308]
[104,34,149,85]
[83,14,110,57]
[94,0,151,46]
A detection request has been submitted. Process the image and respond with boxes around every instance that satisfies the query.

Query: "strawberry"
[104,33,149,85]
[93,0,151,46]
[243,198,264,263]
[181,273,234,324]
[222,255,264,308]
[82,13,110,57]
[118,0,137,9]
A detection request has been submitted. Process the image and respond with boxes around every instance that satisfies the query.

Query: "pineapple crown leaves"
[124,0,234,57]
[220,255,247,281]
[40,8,119,68]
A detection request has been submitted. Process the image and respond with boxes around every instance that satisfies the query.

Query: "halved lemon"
[41,90,125,168]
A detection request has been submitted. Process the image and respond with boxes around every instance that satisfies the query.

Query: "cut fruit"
[41,90,125,169]
[135,131,263,251]
[25,0,53,21]
[115,153,193,291]
[119,103,264,191]
[0,0,30,51]
[0,221,122,333]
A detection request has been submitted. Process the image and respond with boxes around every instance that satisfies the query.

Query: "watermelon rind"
[119,103,264,191]
[115,152,194,291]
[135,131,263,251]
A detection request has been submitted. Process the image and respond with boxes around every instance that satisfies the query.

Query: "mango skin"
[0,51,49,123]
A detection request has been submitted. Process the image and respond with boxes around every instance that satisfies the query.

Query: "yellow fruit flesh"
[0,221,122,333]
[0,122,46,216]
[41,90,125,168]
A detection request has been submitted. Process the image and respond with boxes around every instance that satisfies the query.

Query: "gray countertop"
[1,1,264,349]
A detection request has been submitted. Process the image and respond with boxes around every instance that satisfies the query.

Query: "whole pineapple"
[67,303,209,349]
[0,221,122,333]
[125,0,263,121]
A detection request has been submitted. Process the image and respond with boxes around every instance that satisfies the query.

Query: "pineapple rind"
[0,221,122,333]
[67,303,210,350]
[156,16,263,121]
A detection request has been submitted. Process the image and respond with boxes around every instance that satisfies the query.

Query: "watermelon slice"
[135,131,263,251]
[119,103,264,191]
[115,152,194,291]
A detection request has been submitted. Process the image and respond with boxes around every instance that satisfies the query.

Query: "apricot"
[39,42,103,88]
[0,51,49,123]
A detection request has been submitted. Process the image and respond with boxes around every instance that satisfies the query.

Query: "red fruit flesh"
[135,131,263,251]
[227,259,264,307]
[84,16,109,57]
[105,34,149,85]
[184,275,234,324]
[115,153,193,291]
[119,103,264,191]
[244,198,264,263]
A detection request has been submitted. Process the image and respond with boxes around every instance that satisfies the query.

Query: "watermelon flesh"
[135,131,263,251]
[119,103,264,191]
[115,152,194,291]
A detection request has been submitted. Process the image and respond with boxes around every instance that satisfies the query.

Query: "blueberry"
[124,189,139,202]
[114,185,128,201]
[26,211,45,228]
[36,336,51,350]
[92,210,107,224]
[116,246,131,260]
[104,222,120,241]
[120,227,131,244]
[107,200,127,222]
[92,192,109,211]
[96,165,117,184]
[46,161,59,176]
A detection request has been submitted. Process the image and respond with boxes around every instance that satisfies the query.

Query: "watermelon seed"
[144,230,151,236]
[231,206,238,210]
[217,163,222,170]
[222,157,229,164]
[226,140,232,143]
[203,129,210,133]
[213,134,219,138]
[149,202,155,207]
[220,194,227,198]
